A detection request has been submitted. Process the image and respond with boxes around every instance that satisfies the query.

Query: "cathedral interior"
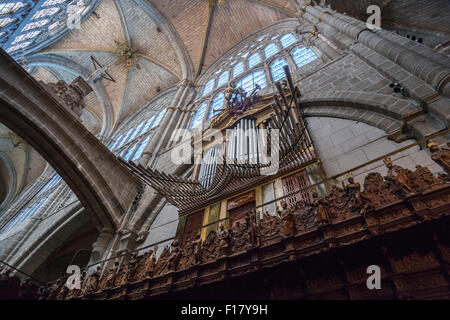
[0,0,450,301]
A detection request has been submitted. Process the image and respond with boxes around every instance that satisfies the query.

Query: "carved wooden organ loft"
[122,67,317,213]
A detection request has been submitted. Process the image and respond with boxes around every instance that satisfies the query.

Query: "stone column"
[309,34,341,61]
[139,82,187,166]
[87,228,114,266]
[158,83,196,151]
[305,5,450,98]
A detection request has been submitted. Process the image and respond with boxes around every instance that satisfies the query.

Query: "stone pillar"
[87,228,114,266]
[139,82,187,166]
[309,34,341,61]
[305,5,450,98]
[285,51,297,74]
[159,83,196,150]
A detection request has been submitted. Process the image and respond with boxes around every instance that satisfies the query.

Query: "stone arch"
[301,91,420,122]
[14,206,95,281]
[25,53,115,137]
[0,51,140,231]
[302,106,403,134]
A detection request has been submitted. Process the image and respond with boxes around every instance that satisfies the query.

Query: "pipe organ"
[226,118,261,165]
[198,146,220,189]
[123,67,318,214]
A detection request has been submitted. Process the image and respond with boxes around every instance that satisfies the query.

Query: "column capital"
[178,79,194,87]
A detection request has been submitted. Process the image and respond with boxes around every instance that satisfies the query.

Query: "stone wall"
[308,117,445,187]
[135,203,178,259]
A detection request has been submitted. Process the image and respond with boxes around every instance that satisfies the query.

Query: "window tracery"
[209,92,225,119]
[0,0,99,56]
[270,58,289,82]
[192,29,320,131]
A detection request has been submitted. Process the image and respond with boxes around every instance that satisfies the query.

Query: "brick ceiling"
[151,0,296,76]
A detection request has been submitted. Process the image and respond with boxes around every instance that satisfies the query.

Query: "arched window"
[280,33,298,48]
[108,135,121,151]
[22,19,49,31]
[32,7,60,19]
[0,17,16,28]
[270,58,289,82]
[236,70,267,94]
[118,128,135,148]
[142,114,156,132]
[123,144,138,161]
[202,79,215,97]
[190,102,207,129]
[150,108,166,129]
[132,135,151,161]
[4,198,46,231]
[128,121,145,142]
[43,0,66,6]
[0,2,27,15]
[264,43,279,59]
[0,0,93,55]
[209,92,225,118]
[233,61,245,78]
[11,30,41,44]
[248,52,261,69]
[291,46,318,68]
[217,70,229,88]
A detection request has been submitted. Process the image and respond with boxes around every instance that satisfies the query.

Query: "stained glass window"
[247,52,261,69]
[117,128,134,149]
[43,0,66,6]
[123,144,138,161]
[291,46,318,67]
[233,61,244,78]
[280,33,297,48]
[109,135,124,151]
[0,2,27,15]
[0,0,96,57]
[23,19,50,31]
[202,79,215,97]
[209,92,224,118]
[128,121,145,142]
[151,108,166,129]
[236,70,267,94]
[11,30,41,44]
[190,102,207,129]
[142,115,156,132]
[0,17,16,28]
[264,43,279,59]
[270,58,289,82]
[132,135,151,161]
[4,198,46,231]
[32,7,60,19]
[217,70,229,88]
[6,41,32,53]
